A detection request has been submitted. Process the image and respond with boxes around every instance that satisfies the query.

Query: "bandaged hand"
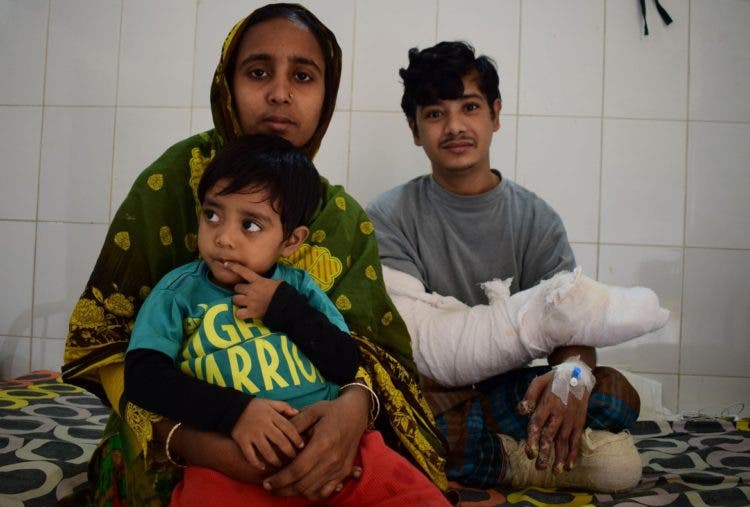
[550,356,595,405]
[508,267,670,354]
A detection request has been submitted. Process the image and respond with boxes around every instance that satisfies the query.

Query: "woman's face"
[232,17,326,148]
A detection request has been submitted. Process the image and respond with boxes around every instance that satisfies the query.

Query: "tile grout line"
[345,1,360,189]
[188,0,200,134]
[677,0,694,415]
[512,0,522,182]
[28,0,54,372]
[596,0,607,281]
[108,1,125,225]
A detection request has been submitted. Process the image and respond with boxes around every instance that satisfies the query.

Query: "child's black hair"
[399,41,501,124]
[198,134,322,238]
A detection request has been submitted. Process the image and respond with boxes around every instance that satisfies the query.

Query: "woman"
[62,4,446,504]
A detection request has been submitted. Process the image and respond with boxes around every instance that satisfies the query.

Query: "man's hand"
[231,398,303,470]
[518,370,590,473]
[262,386,369,499]
[224,261,281,320]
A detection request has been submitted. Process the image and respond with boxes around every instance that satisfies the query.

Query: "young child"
[124,134,449,506]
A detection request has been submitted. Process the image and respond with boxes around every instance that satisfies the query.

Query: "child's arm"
[264,281,360,384]
[125,348,253,434]
[126,348,304,469]
[227,262,360,385]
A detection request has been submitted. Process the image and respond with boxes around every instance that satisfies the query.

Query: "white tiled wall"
[1,0,748,418]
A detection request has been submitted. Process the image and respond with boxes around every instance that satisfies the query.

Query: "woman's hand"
[262,386,370,500]
[154,390,367,497]
[155,419,267,484]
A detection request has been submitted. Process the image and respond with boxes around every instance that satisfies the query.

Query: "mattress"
[1,371,748,506]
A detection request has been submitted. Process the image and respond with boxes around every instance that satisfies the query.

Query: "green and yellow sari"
[62,5,446,505]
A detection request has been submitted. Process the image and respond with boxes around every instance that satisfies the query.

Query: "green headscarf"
[210,3,341,158]
[62,4,446,502]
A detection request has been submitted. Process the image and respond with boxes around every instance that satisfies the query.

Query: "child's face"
[198,180,301,290]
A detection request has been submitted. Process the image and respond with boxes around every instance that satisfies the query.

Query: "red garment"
[171,430,449,506]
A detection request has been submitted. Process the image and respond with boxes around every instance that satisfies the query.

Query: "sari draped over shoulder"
[62,6,446,504]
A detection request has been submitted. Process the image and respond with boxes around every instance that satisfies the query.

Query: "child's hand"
[224,261,281,320]
[232,398,305,471]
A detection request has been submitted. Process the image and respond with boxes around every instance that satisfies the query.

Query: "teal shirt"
[129,261,347,409]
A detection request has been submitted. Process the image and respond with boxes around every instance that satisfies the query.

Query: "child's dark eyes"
[243,220,261,232]
[204,209,219,222]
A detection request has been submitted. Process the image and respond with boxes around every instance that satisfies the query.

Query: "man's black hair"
[399,41,501,123]
[198,134,322,238]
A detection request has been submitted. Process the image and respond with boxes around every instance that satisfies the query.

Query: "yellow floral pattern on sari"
[359,220,374,235]
[353,334,447,490]
[147,174,164,191]
[104,293,135,318]
[364,265,377,281]
[188,146,216,217]
[310,229,326,243]
[125,402,162,459]
[159,226,173,246]
[184,233,198,253]
[335,294,352,311]
[114,231,130,251]
[280,243,342,292]
[70,298,106,329]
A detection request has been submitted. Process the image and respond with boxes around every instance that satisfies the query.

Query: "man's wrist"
[548,345,596,369]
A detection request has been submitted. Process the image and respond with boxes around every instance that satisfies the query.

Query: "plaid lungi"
[434,366,639,488]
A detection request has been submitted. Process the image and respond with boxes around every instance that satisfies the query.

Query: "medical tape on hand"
[551,356,595,405]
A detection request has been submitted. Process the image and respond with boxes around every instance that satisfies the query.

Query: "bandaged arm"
[383,265,543,387]
[384,266,669,388]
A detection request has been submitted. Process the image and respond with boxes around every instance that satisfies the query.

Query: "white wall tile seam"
[108,1,125,224]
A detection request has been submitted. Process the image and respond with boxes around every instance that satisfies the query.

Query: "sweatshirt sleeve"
[124,348,252,435]
[264,281,360,384]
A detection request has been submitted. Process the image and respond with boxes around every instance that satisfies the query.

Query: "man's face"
[411,74,500,181]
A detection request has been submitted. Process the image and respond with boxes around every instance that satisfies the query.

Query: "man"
[366,41,644,492]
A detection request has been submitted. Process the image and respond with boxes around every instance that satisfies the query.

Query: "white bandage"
[382,266,669,387]
[551,356,595,404]
[510,267,670,354]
